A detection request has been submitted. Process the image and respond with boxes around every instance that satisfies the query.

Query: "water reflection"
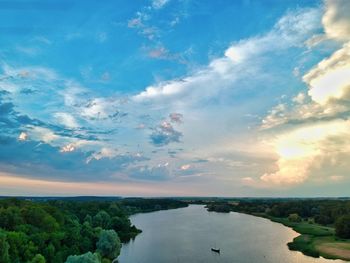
[119,205,346,263]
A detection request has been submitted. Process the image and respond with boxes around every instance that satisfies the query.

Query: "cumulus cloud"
[322,0,350,41]
[260,0,350,186]
[133,8,321,103]
[261,120,350,184]
[150,121,182,146]
[304,43,350,105]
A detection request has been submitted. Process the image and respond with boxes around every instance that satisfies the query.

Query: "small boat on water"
[211,248,220,253]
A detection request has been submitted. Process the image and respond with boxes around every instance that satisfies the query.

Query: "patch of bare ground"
[317,243,350,260]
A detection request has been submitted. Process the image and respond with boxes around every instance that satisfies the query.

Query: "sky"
[0,0,350,197]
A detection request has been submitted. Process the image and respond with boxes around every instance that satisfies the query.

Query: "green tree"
[0,207,23,230]
[288,213,302,222]
[84,215,93,225]
[7,231,37,262]
[109,217,128,232]
[93,211,111,229]
[65,252,100,263]
[79,222,96,252]
[30,254,46,263]
[335,214,350,239]
[96,230,121,260]
[0,231,10,263]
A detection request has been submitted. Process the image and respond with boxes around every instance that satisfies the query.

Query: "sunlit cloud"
[259,0,350,187]
[60,143,76,153]
[261,120,350,185]
[18,132,28,141]
[2,0,350,196]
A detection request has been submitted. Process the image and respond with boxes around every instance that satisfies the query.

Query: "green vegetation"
[335,215,350,239]
[205,203,232,213]
[96,230,121,260]
[0,197,187,263]
[65,252,100,263]
[203,198,350,261]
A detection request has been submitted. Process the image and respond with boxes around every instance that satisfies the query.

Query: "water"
[119,205,346,263]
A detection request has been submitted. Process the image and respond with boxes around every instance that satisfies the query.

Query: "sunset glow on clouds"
[260,0,350,188]
[0,0,349,196]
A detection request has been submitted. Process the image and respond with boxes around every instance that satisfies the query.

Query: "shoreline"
[242,212,350,261]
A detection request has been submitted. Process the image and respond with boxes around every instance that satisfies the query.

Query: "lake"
[119,205,346,263]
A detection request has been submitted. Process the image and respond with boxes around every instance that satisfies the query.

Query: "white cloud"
[260,1,350,186]
[54,112,79,128]
[86,147,118,163]
[18,132,28,141]
[304,43,350,104]
[60,143,76,153]
[322,0,350,41]
[292,92,306,104]
[133,8,321,104]
[152,0,169,9]
[30,127,59,143]
[261,120,350,185]
[180,164,190,170]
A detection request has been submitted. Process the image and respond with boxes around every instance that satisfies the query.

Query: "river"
[119,205,346,263]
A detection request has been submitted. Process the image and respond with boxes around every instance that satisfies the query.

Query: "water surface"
[119,205,346,263]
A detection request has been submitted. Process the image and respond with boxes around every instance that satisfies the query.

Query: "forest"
[0,197,187,263]
[227,199,350,237]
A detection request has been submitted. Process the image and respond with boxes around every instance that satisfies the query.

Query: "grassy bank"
[251,213,350,261]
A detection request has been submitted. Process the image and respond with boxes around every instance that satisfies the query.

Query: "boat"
[211,248,220,253]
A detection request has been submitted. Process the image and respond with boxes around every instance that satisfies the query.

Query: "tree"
[7,231,37,262]
[288,213,301,222]
[0,231,10,263]
[84,215,93,225]
[93,211,111,229]
[30,254,46,263]
[96,230,121,260]
[0,207,23,230]
[109,217,128,232]
[65,252,100,263]
[335,214,350,239]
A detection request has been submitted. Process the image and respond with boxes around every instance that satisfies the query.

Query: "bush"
[335,214,350,239]
[65,252,100,263]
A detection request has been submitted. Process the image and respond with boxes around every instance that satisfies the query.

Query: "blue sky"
[1,0,350,196]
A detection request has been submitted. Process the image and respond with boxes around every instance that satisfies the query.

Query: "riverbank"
[250,212,350,261]
[201,199,350,261]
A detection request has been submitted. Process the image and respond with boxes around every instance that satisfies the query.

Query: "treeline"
[230,199,350,238]
[206,203,232,213]
[0,198,187,263]
[120,198,188,214]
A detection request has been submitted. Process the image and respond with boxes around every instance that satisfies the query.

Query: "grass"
[268,217,335,236]
[249,213,350,261]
